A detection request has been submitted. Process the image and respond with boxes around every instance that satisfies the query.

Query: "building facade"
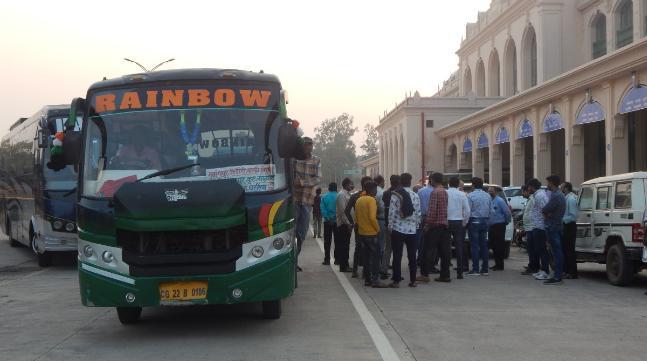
[436,0,647,187]
[376,93,503,181]
[359,155,379,178]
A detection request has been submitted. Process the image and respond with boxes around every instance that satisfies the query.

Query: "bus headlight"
[83,245,94,258]
[272,238,285,250]
[65,223,76,232]
[251,246,264,258]
[52,220,64,230]
[102,251,114,263]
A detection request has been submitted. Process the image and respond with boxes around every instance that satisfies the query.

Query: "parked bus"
[48,69,302,324]
[0,105,80,266]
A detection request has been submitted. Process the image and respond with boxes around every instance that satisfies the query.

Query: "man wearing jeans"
[527,178,550,280]
[420,172,451,283]
[355,181,388,288]
[467,177,492,276]
[320,182,338,265]
[293,137,321,272]
[380,175,400,279]
[447,177,470,279]
[542,175,566,285]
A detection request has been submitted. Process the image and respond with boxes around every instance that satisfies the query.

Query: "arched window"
[488,50,501,96]
[616,0,633,48]
[463,67,472,96]
[476,59,486,96]
[523,25,538,90]
[591,13,607,59]
[504,39,518,96]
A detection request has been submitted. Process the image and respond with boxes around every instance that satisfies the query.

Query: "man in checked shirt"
[420,172,451,283]
[293,137,321,272]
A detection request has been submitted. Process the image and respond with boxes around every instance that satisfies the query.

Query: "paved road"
[1,234,647,361]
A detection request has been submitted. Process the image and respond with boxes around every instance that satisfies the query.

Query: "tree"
[313,113,358,186]
[360,123,379,159]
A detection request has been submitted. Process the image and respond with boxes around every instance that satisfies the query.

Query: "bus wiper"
[135,163,200,183]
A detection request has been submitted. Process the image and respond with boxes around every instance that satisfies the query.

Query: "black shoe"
[380,272,390,280]
[543,278,563,285]
[351,272,359,278]
[340,267,352,273]
[296,266,303,272]
[457,274,463,279]
[521,269,538,275]
[322,260,330,266]
[430,267,440,274]
[434,277,451,283]
[491,266,504,271]
[334,260,339,265]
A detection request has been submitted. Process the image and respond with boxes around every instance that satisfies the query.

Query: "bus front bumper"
[78,250,295,307]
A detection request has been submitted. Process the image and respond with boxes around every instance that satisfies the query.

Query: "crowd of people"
[291,138,579,287]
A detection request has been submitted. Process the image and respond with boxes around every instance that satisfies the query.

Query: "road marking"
[315,238,401,361]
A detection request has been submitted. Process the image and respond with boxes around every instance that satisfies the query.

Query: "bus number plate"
[159,281,208,301]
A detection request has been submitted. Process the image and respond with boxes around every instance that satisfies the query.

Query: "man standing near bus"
[293,137,321,272]
[320,182,338,265]
[336,178,354,272]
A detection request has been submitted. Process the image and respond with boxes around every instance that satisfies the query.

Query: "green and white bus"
[49,69,302,324]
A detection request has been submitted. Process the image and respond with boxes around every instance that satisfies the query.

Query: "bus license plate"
[159,281,208,301]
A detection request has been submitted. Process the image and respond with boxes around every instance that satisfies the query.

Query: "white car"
[504,186,526,211]
[575,172,647,286]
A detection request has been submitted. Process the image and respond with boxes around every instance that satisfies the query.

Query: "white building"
[436,0,647,186]
[376,93,503,181]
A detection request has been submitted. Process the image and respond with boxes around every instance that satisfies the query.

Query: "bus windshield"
[82,108,286,198]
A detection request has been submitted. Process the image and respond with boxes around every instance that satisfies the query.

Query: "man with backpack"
[387,173,421,288]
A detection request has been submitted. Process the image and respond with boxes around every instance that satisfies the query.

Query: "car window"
[579,187,594,210]
[505,189,522,197]
[596,186,611,210]
[614,182,632,209]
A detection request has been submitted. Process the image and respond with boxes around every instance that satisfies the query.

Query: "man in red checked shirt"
[419,172,451,283]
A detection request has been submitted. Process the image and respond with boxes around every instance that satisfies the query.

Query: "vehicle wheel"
[504,242,511,259]
[117,307,142,325]
[262,299,282,319]
[30,231,52,267]
[606,244,634,286]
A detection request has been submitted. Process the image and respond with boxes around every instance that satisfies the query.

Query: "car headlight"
[272,238,285,250]
[83,245,94,258]
[65,223,76,232]
[102,251,114,263]
[251,246,264,258]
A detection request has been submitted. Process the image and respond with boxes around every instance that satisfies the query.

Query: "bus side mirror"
[278,121,304,159]
[37,129,48,148]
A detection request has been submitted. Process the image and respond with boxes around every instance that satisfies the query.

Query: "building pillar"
[610,114,629,175]
[569,124,585,186]
[471,130,484,179]
[562,96,574,183]
[511,138,525,185]
[532,108,549,180]
[489,122,502,185]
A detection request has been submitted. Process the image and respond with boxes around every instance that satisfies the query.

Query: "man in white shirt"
[388,173,421,288]
[447,177,470,279]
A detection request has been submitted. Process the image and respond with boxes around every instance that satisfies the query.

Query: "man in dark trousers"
[420,172,451,283]
[561,182,578,279]
[335,178,354,272]
[320,182,338,265]
[488,186,511,271]
[345,176,373,278]
[380,175,400,279]
[542,175,566,285]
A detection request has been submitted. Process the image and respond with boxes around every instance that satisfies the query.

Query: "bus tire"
[262,299,282,319]
[31,229,52,267]
[117,307,142,325]
[606,244,634,286]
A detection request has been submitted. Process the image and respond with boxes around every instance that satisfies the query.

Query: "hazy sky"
[0,0,490,149]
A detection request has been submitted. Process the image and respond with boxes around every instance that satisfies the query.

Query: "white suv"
[575,172,647,286]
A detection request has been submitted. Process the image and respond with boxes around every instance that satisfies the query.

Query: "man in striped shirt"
[293,137,321,271]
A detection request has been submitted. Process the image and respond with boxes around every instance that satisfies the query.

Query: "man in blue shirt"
[488,186,511,271]
[561,182,578,279]
[542,175,566,285]
[320,182,338,265]
[467,177,492,276]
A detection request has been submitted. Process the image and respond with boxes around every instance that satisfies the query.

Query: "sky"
[0,0,490,151]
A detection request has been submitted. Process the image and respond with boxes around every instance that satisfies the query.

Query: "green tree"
[313,113,358,186]
[359,123,379,160]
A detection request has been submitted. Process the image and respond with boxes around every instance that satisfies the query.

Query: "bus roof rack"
[9,117,27,131]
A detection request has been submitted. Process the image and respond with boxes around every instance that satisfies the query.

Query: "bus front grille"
[117,226,246,277]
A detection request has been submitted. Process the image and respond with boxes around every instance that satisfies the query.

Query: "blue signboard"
[543,112,563,133]
[576,101,605,125]
[518,119,533,139]
[495,127,509,144]
[619,85,647,114]
[477,133,488,149]
[462,138,472,153]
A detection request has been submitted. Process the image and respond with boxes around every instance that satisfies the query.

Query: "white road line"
[315,238,402,361]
